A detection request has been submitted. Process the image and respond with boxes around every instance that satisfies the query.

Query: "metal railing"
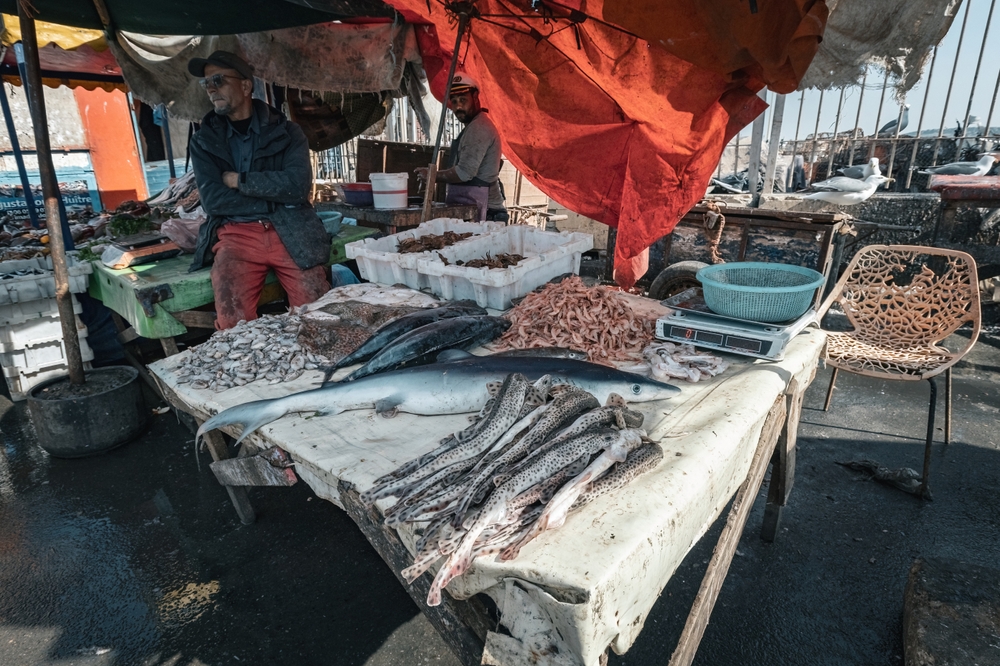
[713,0,1000,195]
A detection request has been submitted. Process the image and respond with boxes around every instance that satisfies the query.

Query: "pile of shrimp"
[492,276,655,363]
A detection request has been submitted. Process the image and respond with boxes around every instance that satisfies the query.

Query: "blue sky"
[740,0,1000,144]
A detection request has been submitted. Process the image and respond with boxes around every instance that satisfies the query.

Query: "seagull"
[917,152,1000,176]
[804,174,892,205]
[877,105,910,137]
[837,157,882,180]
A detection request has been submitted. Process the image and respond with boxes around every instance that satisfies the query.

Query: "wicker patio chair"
[817,245,981,499]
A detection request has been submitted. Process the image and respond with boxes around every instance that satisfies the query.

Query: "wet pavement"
[1,333,998,666]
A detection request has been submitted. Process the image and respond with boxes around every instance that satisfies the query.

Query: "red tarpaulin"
[387,0,827,287]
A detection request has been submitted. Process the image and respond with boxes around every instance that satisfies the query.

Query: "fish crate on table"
[0,312,94,401]
[417,226,593,310]
[345,218,500,290]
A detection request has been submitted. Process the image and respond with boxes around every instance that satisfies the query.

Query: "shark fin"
[375,397,402,418]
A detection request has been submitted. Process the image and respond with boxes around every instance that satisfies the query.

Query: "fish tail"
[196,397,297,447]
[427,539,476,607]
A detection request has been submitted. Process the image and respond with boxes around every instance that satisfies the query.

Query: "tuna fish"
[322,301,487,384]
[195,356,679,448]
[343,316,511,381]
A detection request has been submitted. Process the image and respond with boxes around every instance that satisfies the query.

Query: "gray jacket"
[188,99,331,271]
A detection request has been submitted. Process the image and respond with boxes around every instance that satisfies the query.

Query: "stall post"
[0,60,41,229]
[17,2,85,385]
[420,4,473,224]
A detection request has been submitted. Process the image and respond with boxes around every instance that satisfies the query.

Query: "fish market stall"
[146,273,825,666]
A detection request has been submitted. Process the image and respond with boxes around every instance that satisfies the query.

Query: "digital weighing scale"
[655,288,818,361]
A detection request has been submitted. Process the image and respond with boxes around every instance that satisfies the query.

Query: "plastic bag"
[160,214,204,253]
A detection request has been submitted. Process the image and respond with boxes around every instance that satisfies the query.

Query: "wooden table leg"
[160,337,180,356]
[201,429,256,525]
[339,480,491,666]
[761,368,812,542]
[668,395,786,666]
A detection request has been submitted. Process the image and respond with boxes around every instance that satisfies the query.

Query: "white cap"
[449,72,479,93]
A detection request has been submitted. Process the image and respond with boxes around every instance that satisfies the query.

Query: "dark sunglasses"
[198,73,244,90]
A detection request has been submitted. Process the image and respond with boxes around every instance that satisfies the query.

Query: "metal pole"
[905,45,939,189]
[421,10,471,224]
[18,4,85,385]
[932,0,972,165]
[984,56,1000,140]
[960,0,996,148]
[158,104,176,179]
[885,101,907,190]
[826,87,845,178]
[807,89,824,183]
[0,78,40,229]
[847,70,867,167]
[13,41,72,246]
[762,94,786,195]
[748,90,767,204]
[868,70,889,162]
[789,91,805,189]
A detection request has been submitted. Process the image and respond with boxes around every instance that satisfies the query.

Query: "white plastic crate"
[0,312,93,401]
[417,226,594,310]
[3,352,95,401]
[345,218,499,290]
[0,293,83,327]
[0,312,89,354]
[0,255,92,305]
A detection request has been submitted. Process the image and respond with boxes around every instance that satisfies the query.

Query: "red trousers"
[211,222,330,330]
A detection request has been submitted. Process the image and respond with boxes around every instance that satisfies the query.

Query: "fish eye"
[631,383,641,394]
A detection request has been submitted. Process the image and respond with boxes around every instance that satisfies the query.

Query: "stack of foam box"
[345,219,594,310]
[0,256,95,400]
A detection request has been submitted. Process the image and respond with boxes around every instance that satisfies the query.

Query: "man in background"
[187,50,331,329]
[418,73,507,222]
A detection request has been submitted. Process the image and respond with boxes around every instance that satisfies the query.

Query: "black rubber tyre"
[647,260,709,300]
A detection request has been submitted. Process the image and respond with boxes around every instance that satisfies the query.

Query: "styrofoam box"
[3,354,95,401]
[0,293,83,327]
[345,218,500,290]
[416,226,594,310]
[0,255,93,305]
[0,312,94,401]
[0,327,92,373]
[0,312,89,354]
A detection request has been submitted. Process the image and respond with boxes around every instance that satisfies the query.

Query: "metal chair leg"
[823,367,839,411]
[919,377,937,500]
[945,367,952,445]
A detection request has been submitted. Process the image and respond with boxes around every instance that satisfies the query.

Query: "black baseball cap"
[188,50,254,79]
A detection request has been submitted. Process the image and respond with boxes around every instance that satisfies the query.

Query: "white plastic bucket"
[370,172,409,209]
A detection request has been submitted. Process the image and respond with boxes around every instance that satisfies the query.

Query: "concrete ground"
[0,331,998,666]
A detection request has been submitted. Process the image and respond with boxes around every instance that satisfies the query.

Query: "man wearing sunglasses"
[415,73,507,222]
[187,50,331,329]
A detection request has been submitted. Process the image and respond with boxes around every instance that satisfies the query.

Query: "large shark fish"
[196,356,680,446]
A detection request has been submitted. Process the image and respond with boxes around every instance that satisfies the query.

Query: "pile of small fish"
[175,315,328,391]
[493,276,655,363]
[636,342,730,383]
[441,252,525,269]
[398,231,473,254]
[362,373,664,607]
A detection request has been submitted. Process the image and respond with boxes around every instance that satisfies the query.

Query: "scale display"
[653,294,818,362]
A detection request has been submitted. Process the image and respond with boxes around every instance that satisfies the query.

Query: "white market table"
[148,328,825,666]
